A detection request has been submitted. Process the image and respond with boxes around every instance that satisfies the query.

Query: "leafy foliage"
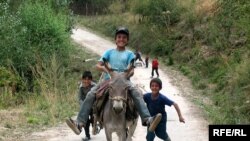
[130,0,181,26]
[77,0,250,124]
[0,1,72,90]
[70,0,114,15]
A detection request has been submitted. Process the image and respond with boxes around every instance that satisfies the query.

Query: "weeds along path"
[23,27,209,141]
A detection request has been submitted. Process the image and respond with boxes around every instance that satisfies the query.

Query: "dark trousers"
[84,111,94,138]
[145,60,149,68]
[151,68,159,77]
[135,57,145,64]
[146,120,169,141]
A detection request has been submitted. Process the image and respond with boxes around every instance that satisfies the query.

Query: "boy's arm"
[127,68,134,78]
[173,102,185,123]
[78,87,83,103]
[96,61,109,73]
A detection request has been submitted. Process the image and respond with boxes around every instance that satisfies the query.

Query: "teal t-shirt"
[99,49,135,80]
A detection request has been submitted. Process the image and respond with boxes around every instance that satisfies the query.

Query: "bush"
[1,1,72,91]
[131,0,181,26]
[0,2,26,68]
[19,1,71,64]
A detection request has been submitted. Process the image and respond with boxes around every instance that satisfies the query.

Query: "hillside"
[0,1,249,140]
[74,0,250,124]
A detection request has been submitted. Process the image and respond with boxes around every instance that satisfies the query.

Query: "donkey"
[102,62,139,141]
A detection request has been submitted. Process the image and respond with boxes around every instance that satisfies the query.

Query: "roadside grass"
[75,0,250,124]
[0,42,100,139]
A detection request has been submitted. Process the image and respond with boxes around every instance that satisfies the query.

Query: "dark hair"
[82,71,92,79]
[115,27,129,39]
[150,78,162,89]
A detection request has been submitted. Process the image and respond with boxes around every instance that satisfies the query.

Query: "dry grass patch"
[0,108,27,141]
[195,0,219,17]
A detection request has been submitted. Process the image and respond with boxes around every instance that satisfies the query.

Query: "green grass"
[74,0,250,124]
[0,42,100,131]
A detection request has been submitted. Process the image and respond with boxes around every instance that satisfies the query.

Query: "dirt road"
[24,27,209,141]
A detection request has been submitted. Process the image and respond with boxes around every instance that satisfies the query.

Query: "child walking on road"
[78,71,96,140]
[135,49,145,65]
[143,78,185,141]
[151,57,159,78]
[145,54,149,68]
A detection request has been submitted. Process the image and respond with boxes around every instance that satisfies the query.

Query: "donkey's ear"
[126,69,134,78]
[103,58,112,72]
[127,59,135,71]
[126,59,135,78]
[103,58,114,78]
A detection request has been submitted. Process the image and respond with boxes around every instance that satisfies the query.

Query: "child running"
[151,57,159,78]
[143,78,185,141]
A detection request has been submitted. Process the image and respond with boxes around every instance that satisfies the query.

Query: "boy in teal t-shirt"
[66,27,162,135]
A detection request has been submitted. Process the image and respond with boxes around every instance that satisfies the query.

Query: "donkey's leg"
[105,129,112,141]
[92,114,97,135]
[126,117,139,141]
[117,130,127,141]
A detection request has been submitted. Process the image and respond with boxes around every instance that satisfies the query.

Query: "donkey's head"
[103,58,134,114]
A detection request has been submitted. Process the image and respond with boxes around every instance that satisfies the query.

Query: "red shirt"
[152,59,159,68]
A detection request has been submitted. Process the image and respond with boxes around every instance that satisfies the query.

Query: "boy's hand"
[179,116,185,123]
[101,66,109,73]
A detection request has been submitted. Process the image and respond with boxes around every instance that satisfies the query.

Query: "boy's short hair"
[82,71,92,79]
[150,78,162,89]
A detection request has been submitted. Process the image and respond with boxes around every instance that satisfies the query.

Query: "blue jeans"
[146,119,169,141]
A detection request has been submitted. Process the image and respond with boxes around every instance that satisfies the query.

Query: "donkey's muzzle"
[112,100,124,114]
[113,106,123,114]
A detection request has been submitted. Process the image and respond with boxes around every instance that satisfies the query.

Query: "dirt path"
[23,27,209,141]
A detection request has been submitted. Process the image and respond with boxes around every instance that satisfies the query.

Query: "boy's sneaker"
[165,136,171,141]
[92,123,101,135]
[147,113,162,132]
[82,136,91,141]
[66,118,83,135]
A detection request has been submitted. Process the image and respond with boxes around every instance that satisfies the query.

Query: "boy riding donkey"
[66,27,162,137]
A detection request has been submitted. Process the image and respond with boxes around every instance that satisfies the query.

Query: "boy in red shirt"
[151,57,159,78]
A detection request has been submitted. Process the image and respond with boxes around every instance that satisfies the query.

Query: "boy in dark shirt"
[143,78,185,141]
[78,71,96,140]
[135,49,145,65]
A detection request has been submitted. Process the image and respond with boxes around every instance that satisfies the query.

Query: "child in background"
[151,57,159,78]
[143,78,185,141]
[145,54,149,68]
[78,71,96,141]
[135,49,145,65]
